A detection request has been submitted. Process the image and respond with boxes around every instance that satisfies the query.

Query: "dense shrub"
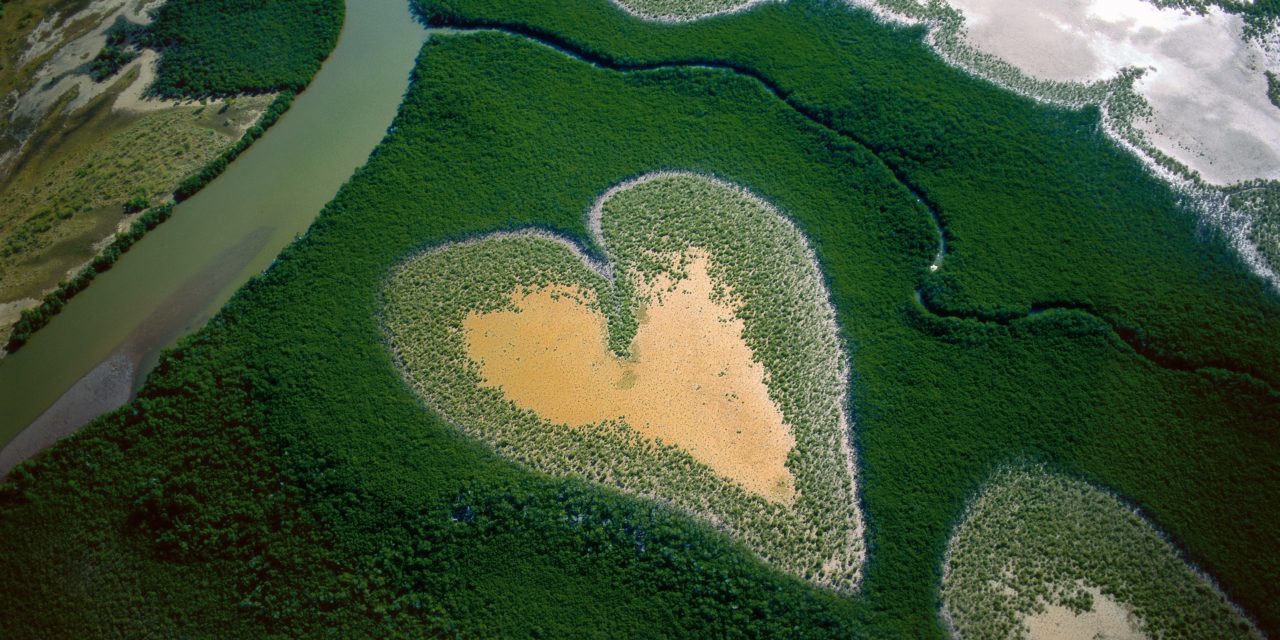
[142,0,343,99]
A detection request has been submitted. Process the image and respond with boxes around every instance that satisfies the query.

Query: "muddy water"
[463,256,797,503]
[0,0,427,473]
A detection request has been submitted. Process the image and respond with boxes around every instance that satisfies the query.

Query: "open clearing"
[463,254,796,503]
[1022,587,1145,640]
[385,172,863,591]
[942,466,1260,639]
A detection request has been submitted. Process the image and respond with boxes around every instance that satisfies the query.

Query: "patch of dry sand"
[0,298,39,329]
[462,253,797,503]
[1023,588,1148,640]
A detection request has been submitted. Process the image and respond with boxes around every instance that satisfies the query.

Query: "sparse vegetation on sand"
[610,0,770,21]
[943,467,1260,640]
[384,173,863,591]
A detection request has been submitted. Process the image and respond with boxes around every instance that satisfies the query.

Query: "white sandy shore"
[850,0,1280,186]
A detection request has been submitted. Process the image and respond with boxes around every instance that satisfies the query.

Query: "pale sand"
[462,254,797,503]
[12,0,165,122]
[1023,588,1148,640]
[0,298,39,329]
[110,49,189,114]
[894,0,1280,184]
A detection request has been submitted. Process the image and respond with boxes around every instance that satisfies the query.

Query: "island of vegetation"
[384,172,864,590]
[942,466,1260,639]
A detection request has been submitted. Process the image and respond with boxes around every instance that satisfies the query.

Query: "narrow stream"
[0,0,427,473]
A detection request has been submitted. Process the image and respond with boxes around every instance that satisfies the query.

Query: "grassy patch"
[0,95,272,301]
[943,466,1260,639]
[611,0,764,20]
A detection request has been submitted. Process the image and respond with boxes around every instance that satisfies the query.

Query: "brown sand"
[462,254,796,502]
[1023,588,1148,640]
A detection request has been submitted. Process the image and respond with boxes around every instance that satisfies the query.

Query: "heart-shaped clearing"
[383,172,863,591]
[462,252,796,503]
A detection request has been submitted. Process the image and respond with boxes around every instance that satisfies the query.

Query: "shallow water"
[0,0,428,469]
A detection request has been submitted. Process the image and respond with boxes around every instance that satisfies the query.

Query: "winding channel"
[0,0,428,475]
[424,21,1278,393]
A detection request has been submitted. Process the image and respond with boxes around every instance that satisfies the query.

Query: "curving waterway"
[0,0,428,474]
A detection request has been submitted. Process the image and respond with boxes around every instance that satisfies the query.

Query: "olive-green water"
[0,0,427,467]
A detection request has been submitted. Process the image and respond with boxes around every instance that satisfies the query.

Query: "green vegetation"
[0,102,252,263]
[86,45,136,82]
[943,466,1259,639]
[384,173,863,591]
[141,0,344,99]
[1,0,345,345]
[1,2,1279,637]
[1267,71,1280,111]
[87,18,146,82]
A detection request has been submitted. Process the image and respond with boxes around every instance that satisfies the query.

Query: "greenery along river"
[0,0,427,472]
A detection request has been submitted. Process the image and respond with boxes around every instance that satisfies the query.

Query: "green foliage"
[1,3,1278,638]
[1267,71,1280,111]
[87,44,137,82]
[175,91,296,201]
[943,467,1259,639]
[141,0,343,99]
[5,204,174,351]
[86,17,147,82]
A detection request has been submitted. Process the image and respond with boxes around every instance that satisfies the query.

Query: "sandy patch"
[1023,587,1148,640]
[12,0,164,122]
[110,49,188,114]
[0,298,39,329]
[860,0,1280,185]
[463,253,796,502]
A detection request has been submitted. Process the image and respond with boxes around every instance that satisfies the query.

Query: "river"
[0,0,428,474]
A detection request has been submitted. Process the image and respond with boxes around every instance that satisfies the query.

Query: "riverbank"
[0,0,343,350]
[0,0,427,473]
